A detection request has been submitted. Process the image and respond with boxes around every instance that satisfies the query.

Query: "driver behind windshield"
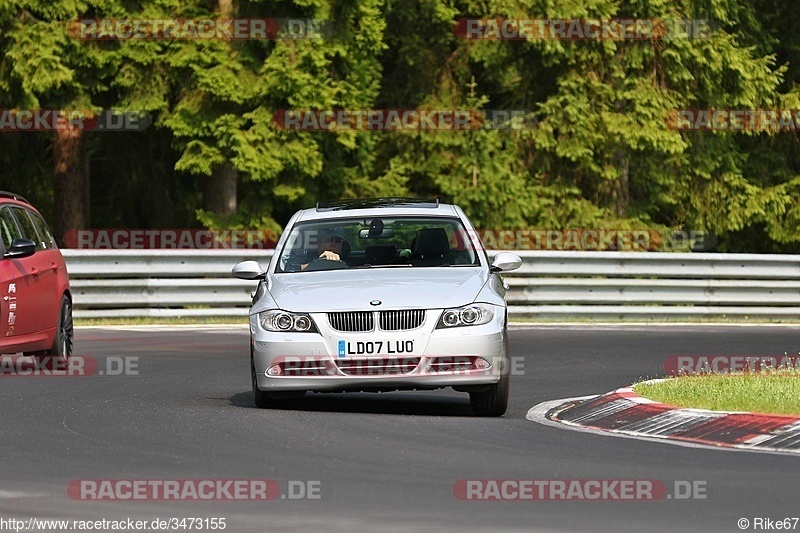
[301,228,349,270]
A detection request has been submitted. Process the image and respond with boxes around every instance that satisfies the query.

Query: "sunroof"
[316,197,440,212]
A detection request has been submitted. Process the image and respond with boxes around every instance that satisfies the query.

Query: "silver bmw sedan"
[232,198,521,416]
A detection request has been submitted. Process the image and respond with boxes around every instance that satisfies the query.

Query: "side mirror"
[232,260,266,280]
[4,238,36,259]
[490,252,522,272]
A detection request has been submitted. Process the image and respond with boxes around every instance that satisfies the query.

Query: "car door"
[23,208,64,331]
[0,206,34,345]
[8,206,59,337]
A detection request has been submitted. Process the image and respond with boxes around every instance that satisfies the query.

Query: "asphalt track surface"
[1,325,799,532]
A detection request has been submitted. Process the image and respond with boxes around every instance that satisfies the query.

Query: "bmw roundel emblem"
[370,300,382,306]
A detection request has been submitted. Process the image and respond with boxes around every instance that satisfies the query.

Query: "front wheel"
[251,351,277,409]
[250,352,305,408]
[469,333,510,417]
[37,295,73,370]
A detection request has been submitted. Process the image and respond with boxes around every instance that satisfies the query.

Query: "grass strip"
[634,370,800,416]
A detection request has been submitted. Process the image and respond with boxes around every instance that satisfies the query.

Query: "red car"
[0,192,73,363]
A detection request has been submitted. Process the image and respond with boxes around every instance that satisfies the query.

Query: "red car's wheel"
[36,295,73,370]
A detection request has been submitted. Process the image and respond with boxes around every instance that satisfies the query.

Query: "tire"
[469,330,510,417]
[251,351,277,409]
[36,295,73,370]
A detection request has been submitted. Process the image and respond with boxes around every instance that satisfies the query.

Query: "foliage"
[0,0,799,252]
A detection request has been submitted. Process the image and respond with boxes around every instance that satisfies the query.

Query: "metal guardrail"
[64,250,271,318]
[61,250,800,320]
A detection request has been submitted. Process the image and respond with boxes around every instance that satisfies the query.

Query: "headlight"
[435,304,495,328]
[259,310,318,332]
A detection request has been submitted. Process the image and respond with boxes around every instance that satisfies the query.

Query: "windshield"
[276,216,481,273]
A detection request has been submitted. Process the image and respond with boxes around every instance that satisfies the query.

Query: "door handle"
[30,268,40,277]
[51,262,59,272]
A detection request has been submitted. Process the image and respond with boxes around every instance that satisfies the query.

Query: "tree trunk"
[53,127,86,246]
[201,0,239,217]
[205,162,238,215]
[218,0,233,17]
[614,150,630,218]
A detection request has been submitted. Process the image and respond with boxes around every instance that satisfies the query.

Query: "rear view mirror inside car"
[358,228,394,238]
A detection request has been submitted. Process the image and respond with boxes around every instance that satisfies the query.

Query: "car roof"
[295,198,460,222]
[0,191,32,206]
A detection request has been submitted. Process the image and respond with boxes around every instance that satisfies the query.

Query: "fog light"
[475,358,491,370]
[266,364,283,376]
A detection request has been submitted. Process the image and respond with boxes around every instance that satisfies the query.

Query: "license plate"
[337,340,414,358]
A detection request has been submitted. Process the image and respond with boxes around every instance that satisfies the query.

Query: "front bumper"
[250,308,506,392]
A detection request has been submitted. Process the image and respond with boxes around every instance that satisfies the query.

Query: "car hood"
[267,267,488,312]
